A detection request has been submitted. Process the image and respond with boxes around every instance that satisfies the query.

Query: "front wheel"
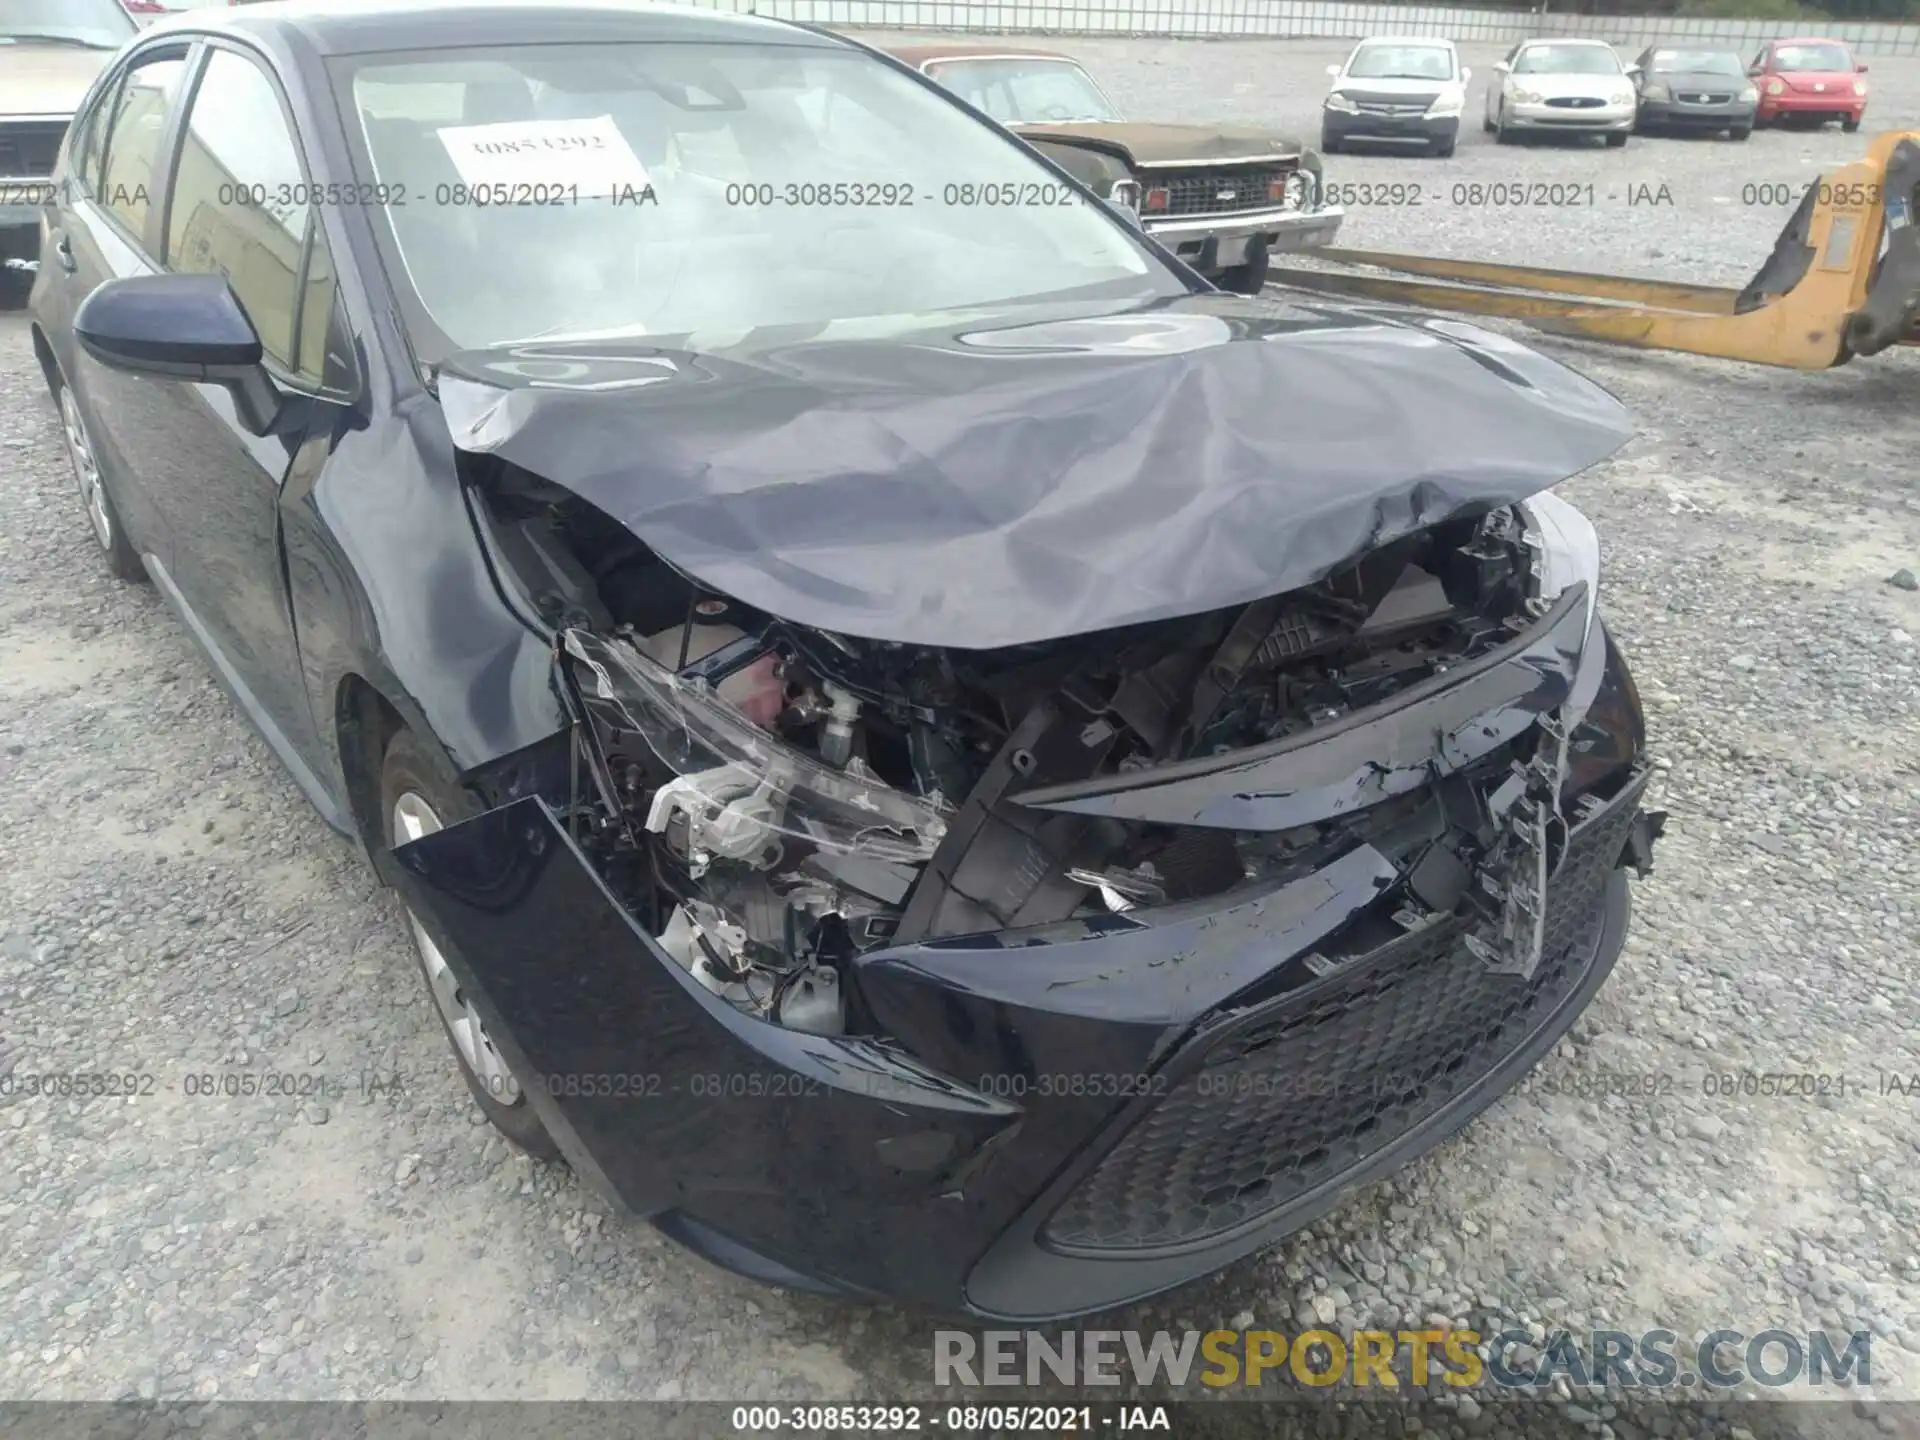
[1842,117,1861,133]
[1730,126,1752,141]
[1605,131,1629,148]
[1430,136,1456,158]
[1494,103,1514,144]
[1320,130,1341,154]
[53,373,145,583]
[380,728,561,1159]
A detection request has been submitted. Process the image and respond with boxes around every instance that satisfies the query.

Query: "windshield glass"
[1346,43,1454,81]
[0,0,134,47]
[1772,42,1852,71]
[1648,49,1744,76]
[921,57,1122,124]
[1515,45,1622,76]
[343,42,1170,359]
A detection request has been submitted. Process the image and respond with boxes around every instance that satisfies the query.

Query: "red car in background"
[1749,37,1868,131]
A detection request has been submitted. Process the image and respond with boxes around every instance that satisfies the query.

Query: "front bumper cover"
[1638,98,1756,128]
[1504,102,1635,132]
[1323,112,1460,146]
[390,595,1658,1318]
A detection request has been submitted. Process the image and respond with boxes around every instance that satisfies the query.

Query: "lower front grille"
[1545,96,1607,109]
[1041,767,1645,1254]
[0,121,68,180]
[1157,163,1294,218]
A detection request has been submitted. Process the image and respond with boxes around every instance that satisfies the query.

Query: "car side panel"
[282,393,568,819]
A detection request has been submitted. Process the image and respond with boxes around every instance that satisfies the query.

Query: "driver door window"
[164,47,345,388]
[98,53,189,238]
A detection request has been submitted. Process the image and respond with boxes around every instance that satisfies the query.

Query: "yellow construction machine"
[1273,131,1920,371]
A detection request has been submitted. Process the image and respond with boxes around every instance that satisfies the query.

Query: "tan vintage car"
[1,0,137,283]
[888,43,1342,293]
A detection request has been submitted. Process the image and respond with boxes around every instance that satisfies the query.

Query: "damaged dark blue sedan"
[30,0,1662,1319]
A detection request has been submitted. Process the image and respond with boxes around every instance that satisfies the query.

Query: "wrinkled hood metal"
[437,292,1633,650]
[1010,121,1304,166]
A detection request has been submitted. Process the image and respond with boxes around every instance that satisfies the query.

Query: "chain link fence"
[676,0,1920,55]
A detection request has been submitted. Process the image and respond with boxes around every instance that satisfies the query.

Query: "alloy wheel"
[59,387,112,552]
[391,790,522,1103]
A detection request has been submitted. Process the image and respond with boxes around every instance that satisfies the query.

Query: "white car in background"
[1484,38,1637,147]
[1321,37,1470,157]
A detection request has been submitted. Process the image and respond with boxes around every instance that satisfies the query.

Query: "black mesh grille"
[1544,96,1607,109]
[0,122,67,180]
[1155,164,1294,218]
[1042,771,1645,1253]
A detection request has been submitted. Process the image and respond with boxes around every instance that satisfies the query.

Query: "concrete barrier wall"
[677,0,1920,56]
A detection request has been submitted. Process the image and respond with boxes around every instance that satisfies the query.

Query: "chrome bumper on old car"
[1145,204,1346,267]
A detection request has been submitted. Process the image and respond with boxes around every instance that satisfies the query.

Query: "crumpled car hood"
[438,292,1633,649]
[1009,121,1303,165]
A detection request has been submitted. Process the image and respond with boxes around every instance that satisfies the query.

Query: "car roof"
[1353,35,1456,47]
[139,0,828,57]
[1519,38,1615,46]
[883,42,1078,67]
[1770,35,1852,45]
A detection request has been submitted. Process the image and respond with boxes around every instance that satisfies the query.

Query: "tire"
[1842,117,1861,134]
[1320,128,1340,154]
[1731,126,1752,141]
[1494,107,1513,145]
[51,370,145,583]
[1605,132,1629,148]
[380,728,562,1160]
[1217,248,1270,295]
[1430,137,1456,158]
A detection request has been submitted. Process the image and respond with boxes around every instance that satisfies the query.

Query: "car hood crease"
[1009,122,1303,164]
[437,296,1634,649]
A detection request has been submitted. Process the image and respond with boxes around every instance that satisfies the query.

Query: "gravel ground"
[2,35,1918,1440]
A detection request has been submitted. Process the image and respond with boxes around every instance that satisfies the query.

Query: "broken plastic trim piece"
[562,628,951,863]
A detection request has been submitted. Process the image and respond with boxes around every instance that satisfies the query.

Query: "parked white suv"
[1484,39,1636,147]
[1321,37,1469,158]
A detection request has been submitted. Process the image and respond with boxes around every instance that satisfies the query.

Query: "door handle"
[54,236,76,274]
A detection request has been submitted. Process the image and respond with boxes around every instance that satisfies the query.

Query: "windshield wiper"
[0,33,119,49]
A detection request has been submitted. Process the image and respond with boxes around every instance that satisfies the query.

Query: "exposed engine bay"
[472,460,1584,1038]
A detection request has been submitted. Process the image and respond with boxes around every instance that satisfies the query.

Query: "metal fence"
[678,0,1920,55]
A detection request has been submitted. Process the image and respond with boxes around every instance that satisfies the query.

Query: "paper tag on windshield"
[436,115,650,198]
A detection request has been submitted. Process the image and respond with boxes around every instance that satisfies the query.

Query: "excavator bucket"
[1271,131,1920,371]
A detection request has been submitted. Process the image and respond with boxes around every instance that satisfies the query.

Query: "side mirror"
[1857,62,1869,73]
[1461,66,1472,82]
[1748,64,1763,76]
[1325,63,1341,78]
[73,273,284,437]
[1625,63,1641,75]
[1493,60,1512,74]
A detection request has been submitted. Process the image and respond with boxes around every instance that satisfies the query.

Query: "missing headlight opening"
[473,461,1628,1037]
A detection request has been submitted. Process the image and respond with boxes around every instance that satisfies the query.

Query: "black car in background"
[29,1,1660,1318]
[1630,45,1759,138]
